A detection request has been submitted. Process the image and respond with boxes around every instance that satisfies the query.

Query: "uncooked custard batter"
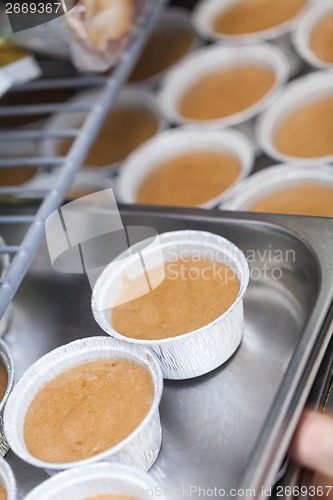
[248,184,333,217]
[0,363,8,402]
[59,107,158,167]
[112,258,240,340]
[137,150,241,207]
[310,12,333,65]
[0,167,37,187]
[274,95,333,158]
[213,0,307,35]
[24,359,154,463]
[0,484,6,500]
[178,66,275,121]
[130,30,193,82]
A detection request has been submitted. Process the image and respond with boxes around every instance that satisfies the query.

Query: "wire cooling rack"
[0,0,166,319]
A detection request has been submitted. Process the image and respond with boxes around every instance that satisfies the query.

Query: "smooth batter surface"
[310,12,333,64]
[274,95,333,158]
[86,496,137,500]
[179,66,275,121]
[59,107,158,167]
[112,258,240,340]
[0,363,8,402]
[249,184,333,217]
[0,484,6,500]
[0,167,37,187]
[66,188,96,200]
[24,359,154,463]
[137,151,241,207]
[130,30,193,82]
[213,0,307,35]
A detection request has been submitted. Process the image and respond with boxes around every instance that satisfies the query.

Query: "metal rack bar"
[0,129,79,140]
[0,0,166,319]
[0,216,35,224]
[0,187,51,195]
[0,102,93,116]
[0,157,65,167]
[13,76,107,91]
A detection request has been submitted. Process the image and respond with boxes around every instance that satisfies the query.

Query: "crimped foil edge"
[0,339,15,457]
[0,457,16,500]
[92,230,249,379]
[219,164,333,211]
[4,337,163,474]
[24,462,166,500]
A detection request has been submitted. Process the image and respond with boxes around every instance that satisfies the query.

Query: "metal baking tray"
[1,204,333,499]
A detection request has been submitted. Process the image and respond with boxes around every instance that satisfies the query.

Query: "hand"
[290,410,333,498]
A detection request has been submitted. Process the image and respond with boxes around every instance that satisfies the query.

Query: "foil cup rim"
[128,6,201,88]
[219,163,333,211]
[0,339,15,414]
[116,127,255,208]
[157,42,290,127]
[4,336,163,470]
[92,229,249,346]
[39,86,167,170]
[292,0,333,70]
[0,456,16,500]
[25,462,164,500]
[256,70,333,164]
[192,0,314,42]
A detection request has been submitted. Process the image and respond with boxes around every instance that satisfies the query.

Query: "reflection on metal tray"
[1,205,333,499]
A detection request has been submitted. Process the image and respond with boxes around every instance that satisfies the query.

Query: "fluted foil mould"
[0,457,16,500]
[129,7,201,89]
[293,0,333,70]
[116,128,254,208]
[191,0,311,77]
[0,339,15,457]
[24,462,165,500]
[191,0,313,43]
[92,230,250,380]
[40,86,167,174]
[157,43,290,128]
[219,164,333,211]
[256,70,333,166]
[4,337,163,475]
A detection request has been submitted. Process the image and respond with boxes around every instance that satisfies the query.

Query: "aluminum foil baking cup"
[0,457,16,500]
[129,7,200,88]
[4,337,163,475]
[40,86,167,173]
[92,230,249,380]
[116,128,254,208]
[191,0,311,77]
[293,0,333,70]
[256,71,333,165]
[157,43,289,128]
[0,339,15,457]
[192,0,312,43]
[24,462,165,500]
[219,163,333,212]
